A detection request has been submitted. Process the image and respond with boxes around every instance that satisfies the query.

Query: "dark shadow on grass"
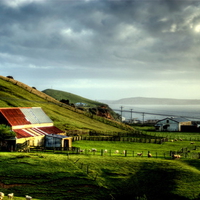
[108,162,189,200]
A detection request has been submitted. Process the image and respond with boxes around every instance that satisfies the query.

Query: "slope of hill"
[0,75,133,133]
[102,97,200,105]
[42,88,120,121]
[42,89,103,107]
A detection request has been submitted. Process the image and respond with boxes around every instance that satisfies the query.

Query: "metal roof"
[0,107,52,126]
[156,117,190,124]
[0,108,31,126]
[14,126,64,139]
[20,107,52,124]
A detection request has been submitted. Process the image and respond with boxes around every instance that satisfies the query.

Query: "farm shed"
[155,117,192,132]
[0,107,72,150]
[45,134,72,148]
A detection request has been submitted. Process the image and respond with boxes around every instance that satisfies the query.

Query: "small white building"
[155,117,192,132]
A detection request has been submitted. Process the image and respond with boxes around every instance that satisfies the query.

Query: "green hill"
[42,88,103,107]
[0,75,132,133]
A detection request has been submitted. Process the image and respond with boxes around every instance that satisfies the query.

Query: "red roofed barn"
[0,107,72,151]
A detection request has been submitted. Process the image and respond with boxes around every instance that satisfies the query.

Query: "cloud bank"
[1,0,200,100]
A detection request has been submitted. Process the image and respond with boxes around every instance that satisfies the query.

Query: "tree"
[0,125,16,151]
[0,124,15,140]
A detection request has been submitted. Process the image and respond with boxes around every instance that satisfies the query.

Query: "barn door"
[64,139,69,147]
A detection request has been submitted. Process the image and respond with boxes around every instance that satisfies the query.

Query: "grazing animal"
[25,195,32,200]
[171,140,174,142]
[0,192,4,199]
[172,154,181,159]
[104,149,108,153]
[115,150,119,154]
[79,149,84,153]
[191,142,195,144]
[179,138,183,141]
[8,193,14,199]
[137,152,143,157]
[91,148,97,152]
[147,153,152,157]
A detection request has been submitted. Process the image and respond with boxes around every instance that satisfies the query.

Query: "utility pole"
[120,106,123,122]
[130,109,133,123]
[142,112,145,124]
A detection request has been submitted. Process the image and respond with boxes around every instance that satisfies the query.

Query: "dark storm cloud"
[1,0,200,99]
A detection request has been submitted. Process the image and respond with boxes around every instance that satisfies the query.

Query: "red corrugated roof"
[0,108,31,126]
[14,126,64,139]
[39,126,63,134]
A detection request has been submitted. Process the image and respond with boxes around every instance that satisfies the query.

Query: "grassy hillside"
[42,89,103,107]
[1,152,200,200]
[0,75,133,133]
[42,88,121,121]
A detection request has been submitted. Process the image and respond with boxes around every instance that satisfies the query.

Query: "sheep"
[79,149,84,153]
[179,138,183,141]
[8,193,14,199]
[104,149,108,153]
[190,142,195,144]
[25,195,32,200]
[171,140,174,142]
[91,148,97,152]
[0,192,4,199]
[137,152,143,157]
[172,154,181,159]
[115,150,119,154]
[147,153,152,157]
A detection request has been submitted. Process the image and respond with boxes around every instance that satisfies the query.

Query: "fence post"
[124,150,127,157]
[86,165,89,174]
[101,149,103,156]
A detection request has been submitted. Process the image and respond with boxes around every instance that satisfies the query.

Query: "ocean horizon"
[108,104,200,122]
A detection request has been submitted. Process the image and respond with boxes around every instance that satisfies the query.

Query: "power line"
[113,109,200,120]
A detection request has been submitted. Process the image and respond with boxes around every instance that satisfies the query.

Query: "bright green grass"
[1,152,200,200]
[133,125,200,141]
[73,140,200,159]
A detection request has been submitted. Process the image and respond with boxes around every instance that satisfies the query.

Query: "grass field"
[1,147,200,200]
[1,139,200,200]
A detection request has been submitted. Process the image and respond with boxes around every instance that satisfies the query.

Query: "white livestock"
[8,193,14,199]
[79,149,84,153]
[0,192,4,199]
[147,153,152,157]
[137,152,143,156]
[115,150,119,154]
[173,154,181,159]
[25,195,32,200]
[91,148,97,152]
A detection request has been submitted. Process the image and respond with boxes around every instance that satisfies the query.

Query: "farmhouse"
[0,107,72,150]
[155,117,192,132]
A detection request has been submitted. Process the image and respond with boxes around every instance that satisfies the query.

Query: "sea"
[107,104,200,122]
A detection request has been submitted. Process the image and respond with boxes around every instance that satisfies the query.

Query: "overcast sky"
[1,0,200,100]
